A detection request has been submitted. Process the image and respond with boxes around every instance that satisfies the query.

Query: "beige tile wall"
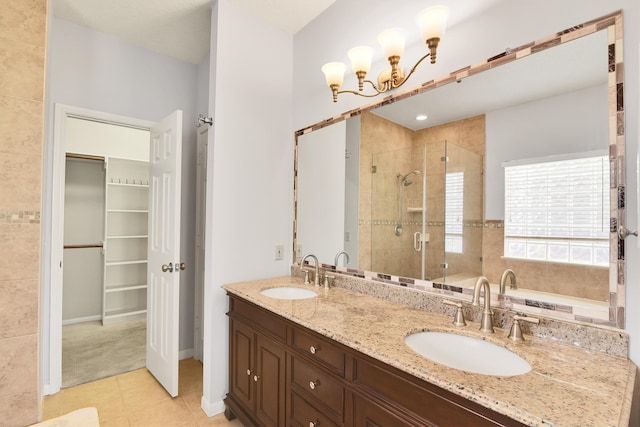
[360,113,485,280]
[0,0,47,425]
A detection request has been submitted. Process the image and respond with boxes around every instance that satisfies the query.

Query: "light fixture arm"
[335,50,434,101]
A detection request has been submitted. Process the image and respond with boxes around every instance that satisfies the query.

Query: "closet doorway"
[62,118,151,388]
[47,105,189,397]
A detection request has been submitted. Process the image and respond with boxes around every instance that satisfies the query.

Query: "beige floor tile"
[197,413,244,427]
[100,414,131,427]
[61,390,126,422]
[61,375,120,401]
[115,368,157,391]
[179,359,203,394]
[181,390,209,423]
[119,381,171,411]
[127,396,196,427]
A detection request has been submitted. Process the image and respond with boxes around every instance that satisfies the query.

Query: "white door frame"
[45,104,155,394]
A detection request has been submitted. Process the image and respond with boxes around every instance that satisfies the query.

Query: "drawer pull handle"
[253,375,260,382]
[310,345,319,354]
[309,422,318,427]
[246,369,251,376]
[309,380,320,390]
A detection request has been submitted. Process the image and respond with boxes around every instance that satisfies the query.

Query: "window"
[445,172,464,253]
[503,153,609,266]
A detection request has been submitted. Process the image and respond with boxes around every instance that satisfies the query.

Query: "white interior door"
[147,110,183,397]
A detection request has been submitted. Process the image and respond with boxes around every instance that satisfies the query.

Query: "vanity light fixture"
[322,5,449,102]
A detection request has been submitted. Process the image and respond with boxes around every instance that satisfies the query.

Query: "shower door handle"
[414,232,422,252]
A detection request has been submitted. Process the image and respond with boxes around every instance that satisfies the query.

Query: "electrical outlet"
[275,244,284,260]
[296,245,303,258]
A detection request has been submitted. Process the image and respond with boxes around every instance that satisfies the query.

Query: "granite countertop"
[223,276,636,427]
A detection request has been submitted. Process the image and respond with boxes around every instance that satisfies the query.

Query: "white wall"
[293,0,640,364]
[297,122,346,264]
[43,16,202,387]
[201,0,293,414]
[62,159,104,321]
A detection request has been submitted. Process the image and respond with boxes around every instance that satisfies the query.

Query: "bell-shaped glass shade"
[321,62,346,87]
[347,46,373,74]
[377,28,406,58]
[416,5,449,42]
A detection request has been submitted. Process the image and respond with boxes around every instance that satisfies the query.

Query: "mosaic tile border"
[293,11,626,329]
[0,210,41,224]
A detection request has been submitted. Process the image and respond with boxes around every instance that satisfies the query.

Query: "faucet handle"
[302,269,312,285]
[323,274,334,289]
[443,300,467,327]
[508,314,540,342]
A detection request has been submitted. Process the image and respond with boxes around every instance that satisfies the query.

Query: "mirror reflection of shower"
[394,170,421,236]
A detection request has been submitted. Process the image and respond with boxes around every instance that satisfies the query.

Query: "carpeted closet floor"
[62,319,146,388]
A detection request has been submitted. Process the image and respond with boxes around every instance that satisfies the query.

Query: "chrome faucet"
[334,250,350,267]
[472,277,494,333]
[499,269,517,294]
[301,253,320,287]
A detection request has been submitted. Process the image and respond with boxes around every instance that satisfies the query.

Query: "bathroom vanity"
[223,277,636,427]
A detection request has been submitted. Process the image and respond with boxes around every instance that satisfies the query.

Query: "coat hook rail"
[196,114,213,127]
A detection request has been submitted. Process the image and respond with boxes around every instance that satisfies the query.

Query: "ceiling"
[52,0,336,64]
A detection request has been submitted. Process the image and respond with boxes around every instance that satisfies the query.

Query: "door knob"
[178,262,186,270]
[161,262,174,273]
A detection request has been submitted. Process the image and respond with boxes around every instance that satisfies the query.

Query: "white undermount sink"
[404,331,531,376]
[260,286,318,300]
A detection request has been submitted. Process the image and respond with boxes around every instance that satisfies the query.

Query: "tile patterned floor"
[42,358,243,426]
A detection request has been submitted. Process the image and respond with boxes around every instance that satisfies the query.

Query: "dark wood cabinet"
[225,293,527,427]
[226,298,287,427]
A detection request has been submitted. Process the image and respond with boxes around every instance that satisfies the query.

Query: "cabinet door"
[230,320,255,410]
[255,334,286,427]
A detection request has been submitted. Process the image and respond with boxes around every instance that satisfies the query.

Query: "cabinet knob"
[253,375,260,382]
[309,345,319,354]
[246,369,251,376]
[309,422,318,427]
[309,380,320,390]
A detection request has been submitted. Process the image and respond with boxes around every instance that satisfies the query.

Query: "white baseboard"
[200,395,225,417]
[179,348,194,360]
[62,315,102,326]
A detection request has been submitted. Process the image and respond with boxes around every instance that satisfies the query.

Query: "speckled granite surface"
[223,276,636,427]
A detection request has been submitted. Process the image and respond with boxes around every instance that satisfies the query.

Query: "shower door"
[370,145,427,279]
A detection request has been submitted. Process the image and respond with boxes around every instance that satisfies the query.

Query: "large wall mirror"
[294,11,625,328]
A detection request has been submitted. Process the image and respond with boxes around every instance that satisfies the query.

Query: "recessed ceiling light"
[416,114,428,121]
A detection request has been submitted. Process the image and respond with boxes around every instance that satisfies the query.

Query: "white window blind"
[445,172,464,253]
[504,154,609,266]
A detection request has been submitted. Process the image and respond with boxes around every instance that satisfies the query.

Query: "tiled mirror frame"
[293,11,625,329]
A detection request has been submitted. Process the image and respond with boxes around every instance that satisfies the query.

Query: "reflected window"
[445,172,464,253]
[504,153,609,266]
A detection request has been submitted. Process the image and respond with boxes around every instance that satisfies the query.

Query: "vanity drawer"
[228,295,287,342]
[290,355,344,417]
[290,391,339,427]
[290,327,345,375]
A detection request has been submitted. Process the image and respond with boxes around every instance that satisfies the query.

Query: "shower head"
[397,170,421,186]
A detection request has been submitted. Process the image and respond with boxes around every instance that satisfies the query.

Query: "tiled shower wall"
[0,0,47,424]
[359,112,484,281]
